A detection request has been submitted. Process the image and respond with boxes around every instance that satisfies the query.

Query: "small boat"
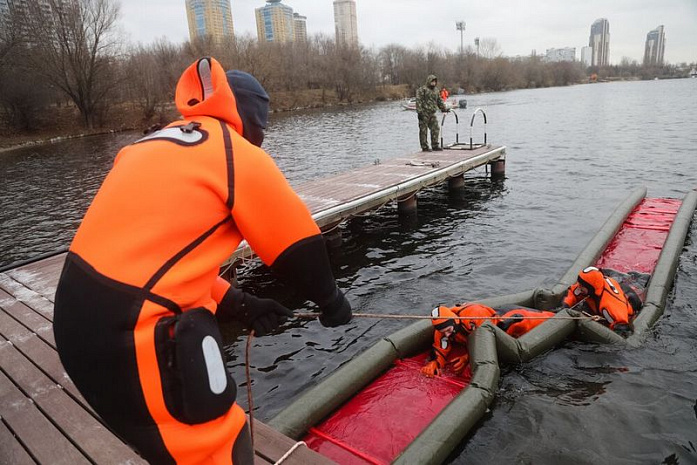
[269,187,697,464]
[690,68,697,78]
[401,98,463,111]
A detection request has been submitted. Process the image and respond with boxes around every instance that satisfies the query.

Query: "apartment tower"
[185,0,234,42]
[255,0,294,43]
[589,18,610,67]
[644,25,665,66]
[293,13,307,43]
[333,0,358,47]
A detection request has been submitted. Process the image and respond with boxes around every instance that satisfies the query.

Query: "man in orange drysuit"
[440,87,449,102]
[53,57,352,464]
[421,303,555,377]
[561,266,638,333]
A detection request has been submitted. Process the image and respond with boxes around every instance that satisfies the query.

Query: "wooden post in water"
[398,193,418,214]
[448,175,465,191]
[489,159,505,176]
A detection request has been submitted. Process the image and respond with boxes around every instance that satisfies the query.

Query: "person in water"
[415,74,450,152]
[53,57,352,464]
[421,303,555,377]
[439,86,449,103]
[561,266,640,333]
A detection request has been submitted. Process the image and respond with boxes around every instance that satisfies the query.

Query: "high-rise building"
[185,0,234,43]
[644,25,665,66]
[333,0,358,47]
[1,0,69,43]
[580,46,592,67]
[544,47,576,63]
[293,13,307,43]
[255,0,294,43]
[589,18,610,67]
[0,0,9,17]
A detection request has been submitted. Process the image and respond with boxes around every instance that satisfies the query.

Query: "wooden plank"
[251,419,337,465]
[0,420,36,465]
[0,362,90,465]
[0,288,55,348]
[0,338,145,464]
[7,253,64,302]
[0,309,84,405]
[0,274,54,321]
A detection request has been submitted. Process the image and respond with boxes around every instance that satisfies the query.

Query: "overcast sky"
[118,0,697,64]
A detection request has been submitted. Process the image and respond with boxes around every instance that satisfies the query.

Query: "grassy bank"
[0,85,410,152]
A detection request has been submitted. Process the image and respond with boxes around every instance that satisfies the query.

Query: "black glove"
[318,288,352,327]
[219,287,293,336]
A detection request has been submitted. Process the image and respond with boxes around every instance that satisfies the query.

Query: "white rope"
[273,441,307,465]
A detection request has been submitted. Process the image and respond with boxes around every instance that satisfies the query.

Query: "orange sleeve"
[562,284,580,308]
[211,276,231,304]
[431,331,452,368]
[231,142,319,265]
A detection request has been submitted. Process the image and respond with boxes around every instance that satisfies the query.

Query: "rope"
[245,329,255,449]
[292,312,601,322]
[293,297,596,322]
[273,441,307,465]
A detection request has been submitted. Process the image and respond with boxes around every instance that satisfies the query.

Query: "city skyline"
[115,0,696,64]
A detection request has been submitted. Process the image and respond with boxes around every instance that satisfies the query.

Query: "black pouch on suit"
[156,308,237,424]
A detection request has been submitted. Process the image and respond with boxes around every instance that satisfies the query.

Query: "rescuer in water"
[53,57,352,464]
[561,266,641,333]
[421,303,555,377]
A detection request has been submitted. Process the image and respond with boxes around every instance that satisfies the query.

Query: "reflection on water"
[2,79,697,463]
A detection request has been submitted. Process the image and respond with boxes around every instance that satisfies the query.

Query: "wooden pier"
[233,144,506,262]
[0,144,505,464]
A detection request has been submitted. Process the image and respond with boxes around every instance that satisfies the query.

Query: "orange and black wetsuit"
[53,58,348,464]
[562,266,634,330]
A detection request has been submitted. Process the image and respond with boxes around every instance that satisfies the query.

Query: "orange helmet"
[577,266,604,297]
[431,306,457,331]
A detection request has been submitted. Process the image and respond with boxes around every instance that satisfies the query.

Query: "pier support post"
[398,193,418,215]
[489,159,505,177]
[448,175,465,192]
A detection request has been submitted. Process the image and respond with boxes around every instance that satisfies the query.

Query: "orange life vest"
[562,267,634,329]
[429,303,497,368]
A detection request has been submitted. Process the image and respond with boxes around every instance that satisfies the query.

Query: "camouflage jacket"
[415,74,447,115]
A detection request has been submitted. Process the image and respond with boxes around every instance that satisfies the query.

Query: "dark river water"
[2,78,697,464]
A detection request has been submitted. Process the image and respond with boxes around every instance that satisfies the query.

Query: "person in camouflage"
[416,74,449,151]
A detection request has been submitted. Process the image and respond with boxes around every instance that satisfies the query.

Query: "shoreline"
[0,86,410,154]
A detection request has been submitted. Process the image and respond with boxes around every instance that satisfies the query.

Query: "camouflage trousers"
[417,112,440,149]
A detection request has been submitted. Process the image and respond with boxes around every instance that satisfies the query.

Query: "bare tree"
[379,44,408,84]
[479,38,502,60]
[18,0,122,128]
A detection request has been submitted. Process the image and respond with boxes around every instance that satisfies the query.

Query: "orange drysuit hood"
[577,266,605,298]
[175,57,270,147]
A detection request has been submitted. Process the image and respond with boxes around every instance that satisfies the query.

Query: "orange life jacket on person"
[440,88,449,101]
[429,303,497,368]
[562,267,634,329]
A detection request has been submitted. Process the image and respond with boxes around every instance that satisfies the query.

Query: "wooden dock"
[0,144,505,464]
[232,144,506,261]
[0,254,335,464]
